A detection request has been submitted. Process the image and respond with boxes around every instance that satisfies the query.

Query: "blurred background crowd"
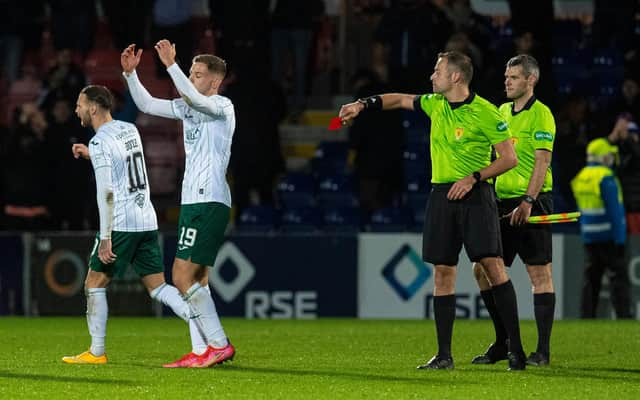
[0,0,638,234]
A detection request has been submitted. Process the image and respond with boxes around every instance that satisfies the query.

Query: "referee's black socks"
[491,280,524,354]
[534,292,555,356]
[480,289,508,346]
[433,295,456,358]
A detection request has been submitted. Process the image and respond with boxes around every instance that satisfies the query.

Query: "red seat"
[85,49,122,76]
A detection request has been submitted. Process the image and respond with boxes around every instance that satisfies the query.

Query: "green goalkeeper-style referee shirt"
[495,96,555,199]
[416,92,511,184]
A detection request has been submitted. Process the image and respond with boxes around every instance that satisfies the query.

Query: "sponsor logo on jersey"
[135,193,145,208]
[534,131,553,142]
[186,127,200,141]
[497,121,508,132]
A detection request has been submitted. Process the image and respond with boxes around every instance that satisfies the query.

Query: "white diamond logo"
[209,242,256,302]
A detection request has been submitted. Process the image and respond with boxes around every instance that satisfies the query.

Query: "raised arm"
[155,39,228,118]
[338,93,417,125]
[166,64,228,117]
[121,44,176,119]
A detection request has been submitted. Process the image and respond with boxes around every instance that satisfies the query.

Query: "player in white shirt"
[121,40,235,368]
[62,85,196,366]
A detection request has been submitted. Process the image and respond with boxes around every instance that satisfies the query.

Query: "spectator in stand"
[102,0,152,51]
[591,0,637,52]
[607,115,640,233]
[49,0,96,55]
[373,0,452,92]
[112,88,139,124]
[444,32,483,77]
[1,103,54,230]
[597,77,640,132]
[270,0,325,120]
[151,0,194,77]
[553,93,598,211]
[443,0,492,54]
[7,64,43,114]
[347,68,403,213]
[343,0,387,88]
[41,49,86,111]
[225,59,286,220]
[46,94,91,230]
[594,77,640,231]
[506,0,555,107]
[0,1,36,82]
[208,0,271,65]
[0,0,45,83]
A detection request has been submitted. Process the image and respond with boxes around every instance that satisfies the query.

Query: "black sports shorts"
[498,192,553,267]
[422,182,502,265]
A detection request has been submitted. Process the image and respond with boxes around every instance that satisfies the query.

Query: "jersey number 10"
[127,151,147,193]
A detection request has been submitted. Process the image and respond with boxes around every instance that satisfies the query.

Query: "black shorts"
[422,182,502,265]
[498,192,553,267]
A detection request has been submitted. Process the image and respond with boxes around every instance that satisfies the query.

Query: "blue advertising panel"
[163,234,358,318]
[0,235,23,315]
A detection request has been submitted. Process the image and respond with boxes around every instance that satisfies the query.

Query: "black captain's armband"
[357,95,382,110]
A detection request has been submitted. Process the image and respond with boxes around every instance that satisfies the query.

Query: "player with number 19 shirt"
[122,40,236,368]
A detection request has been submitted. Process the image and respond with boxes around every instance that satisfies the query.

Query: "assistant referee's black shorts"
[498,192,553,267]
[422,182,502,265]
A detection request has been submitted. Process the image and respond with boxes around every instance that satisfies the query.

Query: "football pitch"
[0,318,638,399]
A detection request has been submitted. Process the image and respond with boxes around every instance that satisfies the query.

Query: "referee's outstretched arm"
[338,93,415,124]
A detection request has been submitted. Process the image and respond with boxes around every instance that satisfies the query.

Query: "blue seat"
[410,206,426,233]
[317,173,358,208]
[403,147,429,180]
[590,49,624,83]
[311,141,350,176]
[322,207,361,233]
[552,19,584,49]
[369,207,411,232]
[403,174,431,214]
[235,205,279,233]
[280,207,322,233]
[276,173,316,208]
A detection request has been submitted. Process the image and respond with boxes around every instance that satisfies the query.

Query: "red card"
[328,117,342,131]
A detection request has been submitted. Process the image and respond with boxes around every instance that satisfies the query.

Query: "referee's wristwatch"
[522,195,535,204]
[472,171,482,184]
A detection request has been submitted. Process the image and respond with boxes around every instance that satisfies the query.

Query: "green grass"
[0,318,638,399]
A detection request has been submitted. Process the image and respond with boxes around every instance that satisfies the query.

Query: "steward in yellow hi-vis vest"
[570,138,632,319]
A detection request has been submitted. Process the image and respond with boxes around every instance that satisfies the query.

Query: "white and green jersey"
[416,93,511,184]
[170,94,234,206]
[124,64,235,207]
[89,120,158,232]
[495,97,555,199]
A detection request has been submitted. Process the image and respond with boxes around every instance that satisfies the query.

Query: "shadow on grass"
[520,366,640,382]
[222,364,483,384]
[0,370,136,385]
